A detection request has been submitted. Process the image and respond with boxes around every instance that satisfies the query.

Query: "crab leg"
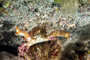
[46,30,71,40]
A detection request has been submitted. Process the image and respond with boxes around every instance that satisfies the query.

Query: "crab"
[15,25,71,60]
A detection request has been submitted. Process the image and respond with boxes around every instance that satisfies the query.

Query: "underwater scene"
[0,0,90,60]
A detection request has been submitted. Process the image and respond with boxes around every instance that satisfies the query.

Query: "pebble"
[0,24,3,28]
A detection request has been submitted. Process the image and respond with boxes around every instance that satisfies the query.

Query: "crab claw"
[15,27,28,36]
[65,33,72,39]
[47,30,71,39]
[15,27,32,42]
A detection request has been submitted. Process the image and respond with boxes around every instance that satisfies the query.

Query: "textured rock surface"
[0,0,90,60]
